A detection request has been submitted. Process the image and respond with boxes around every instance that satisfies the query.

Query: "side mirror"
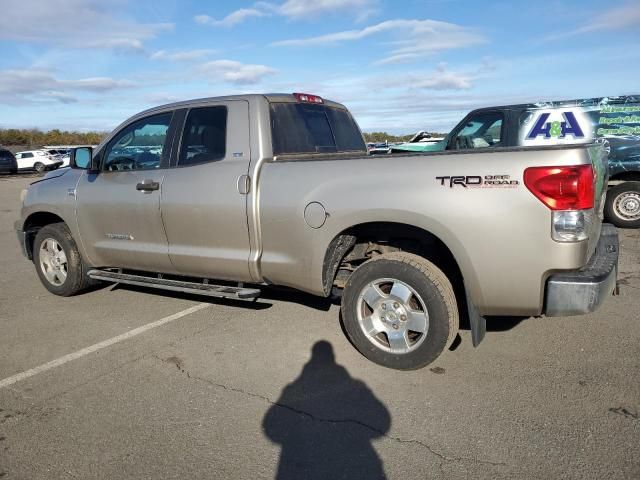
[70,147,99,172]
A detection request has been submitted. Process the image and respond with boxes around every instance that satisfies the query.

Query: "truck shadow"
[262,340,389,480]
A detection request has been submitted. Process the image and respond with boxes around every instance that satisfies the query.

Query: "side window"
[178,107,227,166]
[450,112,504,150]
[103,112,172,171]
[23,152,34,158]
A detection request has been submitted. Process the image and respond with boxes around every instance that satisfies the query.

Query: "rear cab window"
[270,101,366,155]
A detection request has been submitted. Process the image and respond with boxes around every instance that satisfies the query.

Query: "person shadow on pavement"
[262,341,391,480]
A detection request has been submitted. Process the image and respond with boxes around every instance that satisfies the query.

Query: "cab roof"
[135,93,347,119]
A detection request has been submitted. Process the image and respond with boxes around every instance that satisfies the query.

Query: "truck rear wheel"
[341,252,458,370]
[605,182,640,229]
[33,223,93,296]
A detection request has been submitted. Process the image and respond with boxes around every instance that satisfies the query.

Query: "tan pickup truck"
[15,93,619,370]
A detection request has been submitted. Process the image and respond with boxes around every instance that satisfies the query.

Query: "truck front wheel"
[341,252,458,370]
[33,223,93,296]
[605,182,640,229]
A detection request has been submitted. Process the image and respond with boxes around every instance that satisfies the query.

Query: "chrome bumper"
[545,224,618,316]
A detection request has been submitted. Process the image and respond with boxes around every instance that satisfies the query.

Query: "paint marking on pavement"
[0,303,210,389]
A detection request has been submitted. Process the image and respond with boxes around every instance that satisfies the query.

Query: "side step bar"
[87,269,260,300]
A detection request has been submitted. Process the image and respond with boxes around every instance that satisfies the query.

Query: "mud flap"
[465,288,486,347]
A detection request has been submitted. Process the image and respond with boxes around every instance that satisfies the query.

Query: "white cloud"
[197,60,277,85]
[272,0,376,21]
[579,3,640,32]
[272,19,485,63]
[151,49,218,62]
[0,69,136,105]
[40,92,79,104]
[143,93,185,105]
[411,64,473,90]
[0,0,172,50]
[195,0,376,27]
[194,8,267,27]
[546,3,640,40]
[70,77,136,91]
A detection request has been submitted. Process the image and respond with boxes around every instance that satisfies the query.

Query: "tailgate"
[587,143,609,256]
[589,143,609,215]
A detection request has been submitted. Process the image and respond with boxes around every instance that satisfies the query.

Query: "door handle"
[136,180,160,192]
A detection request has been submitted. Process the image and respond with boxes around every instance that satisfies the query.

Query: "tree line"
[0,128,447,149]
[0,129,107,147]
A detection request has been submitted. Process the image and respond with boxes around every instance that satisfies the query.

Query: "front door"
[160,101,253,281]
[75,112,175,272]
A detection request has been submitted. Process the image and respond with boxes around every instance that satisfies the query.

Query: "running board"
[87,270,260,300]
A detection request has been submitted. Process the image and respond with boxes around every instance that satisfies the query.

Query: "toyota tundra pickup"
[15,93,619,370]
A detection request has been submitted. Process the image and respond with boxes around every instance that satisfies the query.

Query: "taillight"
[293,92,324,104]
[524,165,594,210]
[524,165,595,242]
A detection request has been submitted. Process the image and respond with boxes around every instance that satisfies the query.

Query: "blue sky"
[0,0,639,134]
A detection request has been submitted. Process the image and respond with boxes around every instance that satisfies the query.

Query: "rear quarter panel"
[257,146,598,316]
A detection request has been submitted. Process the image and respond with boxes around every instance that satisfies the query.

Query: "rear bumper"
[0,163,17,173]
[544,224,618,316]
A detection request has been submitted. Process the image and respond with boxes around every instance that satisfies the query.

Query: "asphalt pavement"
[0,174,638,479]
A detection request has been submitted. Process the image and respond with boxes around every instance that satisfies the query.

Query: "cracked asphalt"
[1,174,639,479]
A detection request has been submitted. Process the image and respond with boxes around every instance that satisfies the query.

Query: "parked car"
[15,93,617,370]
[395,95,640,228]
[43,148,69,166]
[389,131,447,153]
[0,147,18,174]
[15,150,62,173]
[367,141,391,154]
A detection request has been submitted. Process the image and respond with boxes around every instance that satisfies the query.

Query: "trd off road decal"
[435,175,519,188]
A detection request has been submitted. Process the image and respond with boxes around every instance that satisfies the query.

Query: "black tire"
[604,182,640,229]
[33,223,93,296]
[341,252,459,370]
[34,162,45,174]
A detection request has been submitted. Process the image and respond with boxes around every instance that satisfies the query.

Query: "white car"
[44,149,71,167]
[15,150,63,173]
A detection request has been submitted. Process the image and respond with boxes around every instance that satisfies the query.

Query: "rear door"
[75,111,176,271]
[160,100,253,282]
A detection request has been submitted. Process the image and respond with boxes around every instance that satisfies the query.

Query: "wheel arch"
[321,221,478,306]
[21,211,67,260]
